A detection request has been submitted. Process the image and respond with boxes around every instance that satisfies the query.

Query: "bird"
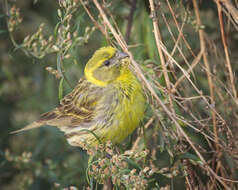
[11,46,146,148]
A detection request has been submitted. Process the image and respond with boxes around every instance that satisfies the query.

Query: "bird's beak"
[117,51,129,60]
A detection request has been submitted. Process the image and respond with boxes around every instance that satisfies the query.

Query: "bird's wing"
[11,78,103,134]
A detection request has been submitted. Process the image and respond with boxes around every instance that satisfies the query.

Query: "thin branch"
[125,0,137,43]
[216,0,238,107]
[161,12,196,82]
[192,0,218,153]
[148,0,174,115]
[172,50,203,92]
[221,3,238,31]
[79,0,107,36]
[166,0,196,58]
[219,0,238,25]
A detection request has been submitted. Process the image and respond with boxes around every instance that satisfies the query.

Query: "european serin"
[12,47,146,148]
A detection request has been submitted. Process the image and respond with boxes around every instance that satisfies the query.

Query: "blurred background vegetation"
[1,0,238,189]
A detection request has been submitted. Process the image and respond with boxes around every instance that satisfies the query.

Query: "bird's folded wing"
[11,78,103,134]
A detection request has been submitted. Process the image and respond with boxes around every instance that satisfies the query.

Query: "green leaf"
[124,157,141,170]
[79,129,102,144]
[58,77,64,101]
[174,152,204,165]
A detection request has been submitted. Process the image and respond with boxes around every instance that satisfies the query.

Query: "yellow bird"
[12,47,146,148]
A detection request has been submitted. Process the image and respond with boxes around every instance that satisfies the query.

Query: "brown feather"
[11,78,103,134]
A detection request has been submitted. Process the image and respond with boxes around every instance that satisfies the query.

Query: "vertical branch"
[192,0,218,152]
[148,0,174,114]
[216,0,238,107]
[125,0,137,43]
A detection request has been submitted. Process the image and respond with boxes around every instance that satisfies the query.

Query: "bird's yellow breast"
[98,68,146,143]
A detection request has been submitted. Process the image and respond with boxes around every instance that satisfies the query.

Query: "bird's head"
[84,46,130,86]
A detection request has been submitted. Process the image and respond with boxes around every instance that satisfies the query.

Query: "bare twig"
[216,0,238,107]
[172,50,203,92]
[221,3,238,31]
[166,0,196,58]
[218,0,238,25]
[192,0,218,153]
[161,12,196,82]
[148,0,174,115]
[79,0,107,36]
[125,0,137,43]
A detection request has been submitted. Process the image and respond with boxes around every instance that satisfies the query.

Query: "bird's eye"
[104,60,110,66]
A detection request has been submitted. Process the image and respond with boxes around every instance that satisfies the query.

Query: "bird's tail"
[10,121,44,134]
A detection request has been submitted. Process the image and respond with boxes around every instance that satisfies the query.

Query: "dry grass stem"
[218,0,238,25]
[192,0,218,154]
[172,50,203,92]
[148,0,174,114]
[216,0,238,107]
[79,0,106,36]
[166,0,196,58]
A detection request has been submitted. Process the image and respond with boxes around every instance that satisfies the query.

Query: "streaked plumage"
[12,47,145,148]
